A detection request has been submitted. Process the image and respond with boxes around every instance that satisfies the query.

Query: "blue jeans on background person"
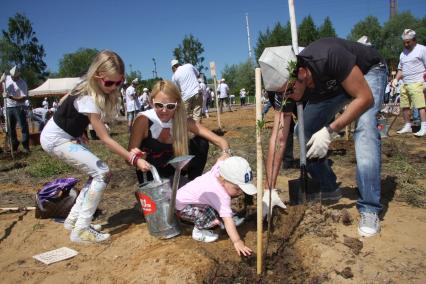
[412,107,420,124]
[7,106,30,151]
[302,65,386,214]
[262,101,272,118]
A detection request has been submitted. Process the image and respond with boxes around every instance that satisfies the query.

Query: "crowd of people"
[0,28,424,253]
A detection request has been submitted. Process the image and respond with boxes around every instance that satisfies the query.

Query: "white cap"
[241,88,245,91]
[10,65,19,77]
[171,59,179,67]
[259,46,297,92]
[401,29,416,40]
[143,87,148,92]
[357,35,371,46]
[219,156,257,195]
[132,78,139,84]
[0,73,5,83]
[220,78,225,82]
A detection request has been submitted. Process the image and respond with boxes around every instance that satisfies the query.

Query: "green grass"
[382,146,426,208]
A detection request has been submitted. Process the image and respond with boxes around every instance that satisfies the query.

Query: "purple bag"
[35,178,80,219]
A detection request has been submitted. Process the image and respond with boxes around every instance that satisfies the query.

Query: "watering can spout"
[167,155,194,224]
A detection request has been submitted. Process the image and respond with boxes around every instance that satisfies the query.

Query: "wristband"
[222,148,232,155]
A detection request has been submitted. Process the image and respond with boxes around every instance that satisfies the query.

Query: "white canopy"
[29,77,82,97]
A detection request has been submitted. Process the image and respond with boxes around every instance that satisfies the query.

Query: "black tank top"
[136,119,175,184]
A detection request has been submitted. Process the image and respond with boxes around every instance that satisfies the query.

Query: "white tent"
[29,77,82,97]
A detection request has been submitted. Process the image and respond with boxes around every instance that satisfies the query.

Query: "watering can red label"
[137,192,157,215]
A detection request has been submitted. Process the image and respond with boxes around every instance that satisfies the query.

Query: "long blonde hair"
[150,80,188,156]
[61,50,124,121]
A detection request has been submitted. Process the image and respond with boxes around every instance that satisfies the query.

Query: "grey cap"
[132,78,139,84]
[171,59,179,67]
[357,35,371,46]
[258,46,296,92]
[10,65,19,77]
[401,29,416,40]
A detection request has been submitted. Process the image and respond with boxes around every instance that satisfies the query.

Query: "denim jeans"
[303,66,386,214]
[6,106,30,150]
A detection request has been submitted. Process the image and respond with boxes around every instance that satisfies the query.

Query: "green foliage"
[58,48,99,77]
[318,17,337,38]
[173,34,206,73]
[1,13,47,88]
[347,16,382,47]
[380,12,426,69]
[221,59,256,96]
[298,15,319,46]
[255,22,292,61]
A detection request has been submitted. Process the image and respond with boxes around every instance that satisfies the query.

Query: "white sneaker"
[70,227,110,244]
[220,215,245,229]
[192,227,219,243]
[414,128,426,137]
[358,212,380,237]
[63,218,102,231]
[397,124,412,134]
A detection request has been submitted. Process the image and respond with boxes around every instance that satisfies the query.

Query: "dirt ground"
[0,105,425,283]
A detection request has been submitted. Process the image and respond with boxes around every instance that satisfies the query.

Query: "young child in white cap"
[175,156,256,256]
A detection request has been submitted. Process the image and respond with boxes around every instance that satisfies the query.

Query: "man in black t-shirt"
[260,38,387,238]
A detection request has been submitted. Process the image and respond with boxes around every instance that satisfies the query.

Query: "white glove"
[391,78,398,88]
[306,126,331,159]
[262,189,287,218]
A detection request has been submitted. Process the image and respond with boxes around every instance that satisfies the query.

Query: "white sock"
[421,122,426,130]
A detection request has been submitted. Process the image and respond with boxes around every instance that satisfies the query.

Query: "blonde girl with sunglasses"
[40,50,151,244]
[129,80,231,185]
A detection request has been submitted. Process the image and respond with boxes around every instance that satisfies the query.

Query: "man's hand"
[262,189,287,218]
[306,127,331,159]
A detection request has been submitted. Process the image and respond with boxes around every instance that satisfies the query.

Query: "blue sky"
[1,0,425,80]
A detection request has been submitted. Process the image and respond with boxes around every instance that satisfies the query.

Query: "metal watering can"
[136,155,194,239]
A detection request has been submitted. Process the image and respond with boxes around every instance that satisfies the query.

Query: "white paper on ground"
[33,247,78,265]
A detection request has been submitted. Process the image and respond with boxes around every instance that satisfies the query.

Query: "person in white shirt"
[4,66,30,153]
[217,78,232,113]
[198,77,209,118]
[42,97,49,109]
[239,88,247,106]
[171,59,202,122]
[394,29,426,137]
[139,87,150,111]
[125,78,140,132]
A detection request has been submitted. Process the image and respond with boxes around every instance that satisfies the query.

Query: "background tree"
[58,48,99,77]
[298,15,319,46]
[347,16,383,48]
[254,22,291,61]
[221,59,256,97]
[0,13,47,88]
[318,17,336,38]
[380,12,425,69]
[173,34,206,73]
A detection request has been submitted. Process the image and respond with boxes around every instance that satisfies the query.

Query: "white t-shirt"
[172,64,200,101]
[398,43,426,84]
[217,83,229,99]
[240,90,247,98]
[40,95,100,152]
[5,75,28,108]
[125,85,140,112]
[42,99,49,109]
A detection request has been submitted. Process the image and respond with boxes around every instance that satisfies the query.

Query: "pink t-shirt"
[175,161,233,217]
